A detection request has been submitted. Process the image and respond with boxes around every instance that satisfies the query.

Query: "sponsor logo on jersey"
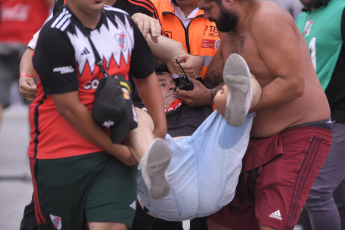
[53,66,74,74]
[203,25,219,37]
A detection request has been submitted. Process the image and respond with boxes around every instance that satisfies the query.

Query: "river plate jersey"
[53,0,160,18]
[296,0,345,123]
[29,5,155,159]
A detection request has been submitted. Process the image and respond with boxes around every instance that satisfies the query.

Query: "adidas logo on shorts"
[269,210,282,221]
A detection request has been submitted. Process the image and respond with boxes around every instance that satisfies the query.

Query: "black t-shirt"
[54,0,159,18]
[114,0,160,18]
[166,104,213,137]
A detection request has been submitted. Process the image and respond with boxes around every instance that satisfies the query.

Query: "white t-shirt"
[170,0,199,28]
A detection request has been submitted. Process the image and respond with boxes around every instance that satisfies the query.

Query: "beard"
[209,6,239,32]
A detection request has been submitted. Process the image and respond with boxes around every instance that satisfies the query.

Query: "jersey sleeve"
[129,18,156,79]
[33,25,79,95]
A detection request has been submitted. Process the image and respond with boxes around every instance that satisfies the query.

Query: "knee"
[135,107,154,131]
[305,187,335,209]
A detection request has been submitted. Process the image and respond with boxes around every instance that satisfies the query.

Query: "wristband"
[20,73,32,78]
[209,89,215,104]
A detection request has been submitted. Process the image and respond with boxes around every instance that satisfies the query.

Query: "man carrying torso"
[197,0,332,229]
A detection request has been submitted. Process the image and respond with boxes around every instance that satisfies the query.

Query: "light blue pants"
[137,111,255,221]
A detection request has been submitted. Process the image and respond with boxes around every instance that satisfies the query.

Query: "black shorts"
[31,152,137,229]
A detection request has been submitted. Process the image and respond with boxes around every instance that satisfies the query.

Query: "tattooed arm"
[204,50,225,105]
[203,50,225,89]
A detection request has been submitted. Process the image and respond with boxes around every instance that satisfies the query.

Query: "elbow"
[56,106,71,119]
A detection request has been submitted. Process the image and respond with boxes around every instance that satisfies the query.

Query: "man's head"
[299,0,329,9]
[67,0,107,22]
[198,0,239,32]
[155,64,178,109]
[172,0,198,8]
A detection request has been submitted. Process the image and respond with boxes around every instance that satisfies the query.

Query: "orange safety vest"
[151,0,220,78]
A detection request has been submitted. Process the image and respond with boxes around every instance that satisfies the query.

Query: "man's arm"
[19,48,37,101]
[202,50,225,89]
[133,72,167,139]
[131,13,161,41]
[51,91,138,166]
[145,35,186,74]
[176,50,225,107]
[44,0,55,7]
[147,35,204,79]
[172,54,204,80]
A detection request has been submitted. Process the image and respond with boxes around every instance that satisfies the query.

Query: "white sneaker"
[223,53,252,127]
[139,138,171,199]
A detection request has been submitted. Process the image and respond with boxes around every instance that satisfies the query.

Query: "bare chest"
[220,32,271,85]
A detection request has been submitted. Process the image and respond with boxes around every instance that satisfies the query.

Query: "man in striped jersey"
[24,0,169,229]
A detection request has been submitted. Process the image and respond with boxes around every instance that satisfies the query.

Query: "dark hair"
[155,63,170,75]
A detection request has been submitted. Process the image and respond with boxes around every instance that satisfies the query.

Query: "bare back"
[220,1,330,138]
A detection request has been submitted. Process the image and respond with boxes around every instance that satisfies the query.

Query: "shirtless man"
[197,0,333,229]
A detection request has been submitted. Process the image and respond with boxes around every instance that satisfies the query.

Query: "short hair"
[155,63,170,75]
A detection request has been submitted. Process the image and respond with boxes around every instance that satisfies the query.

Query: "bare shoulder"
[250,1,296,36]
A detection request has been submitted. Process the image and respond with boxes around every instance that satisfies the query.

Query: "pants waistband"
[287,118,332,130]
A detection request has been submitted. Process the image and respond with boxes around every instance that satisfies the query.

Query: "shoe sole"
[223,54,251,127]
[143,138,171,199]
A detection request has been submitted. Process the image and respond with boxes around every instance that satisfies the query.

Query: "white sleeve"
[27,13,54,50]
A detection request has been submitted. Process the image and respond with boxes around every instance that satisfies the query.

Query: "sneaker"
[223,53,252,127]
[139,138,171,199]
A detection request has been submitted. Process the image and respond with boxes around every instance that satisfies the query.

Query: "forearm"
[251,77,304,112]
[20,48,36,78]
[52,93,114,152]
[134,73,167,138]
[203,50,224,88]
[147,35,186,69]
[61,104,113,149]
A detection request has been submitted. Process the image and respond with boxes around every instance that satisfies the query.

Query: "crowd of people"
[1,0,344,229]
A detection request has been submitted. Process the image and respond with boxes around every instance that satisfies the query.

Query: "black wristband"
[209,89,215,104]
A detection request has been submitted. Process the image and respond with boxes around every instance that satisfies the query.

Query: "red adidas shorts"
[209,125,332,230]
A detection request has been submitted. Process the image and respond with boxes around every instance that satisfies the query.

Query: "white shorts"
[137,111,255,221]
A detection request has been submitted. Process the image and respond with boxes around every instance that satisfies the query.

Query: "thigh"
[19,194,37,230]
[85,154,137,228]
[33,153,137,230]
[33,157,90,230]
[131,201,183,230]
[190,217,208,230]
[255,127,332,229]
